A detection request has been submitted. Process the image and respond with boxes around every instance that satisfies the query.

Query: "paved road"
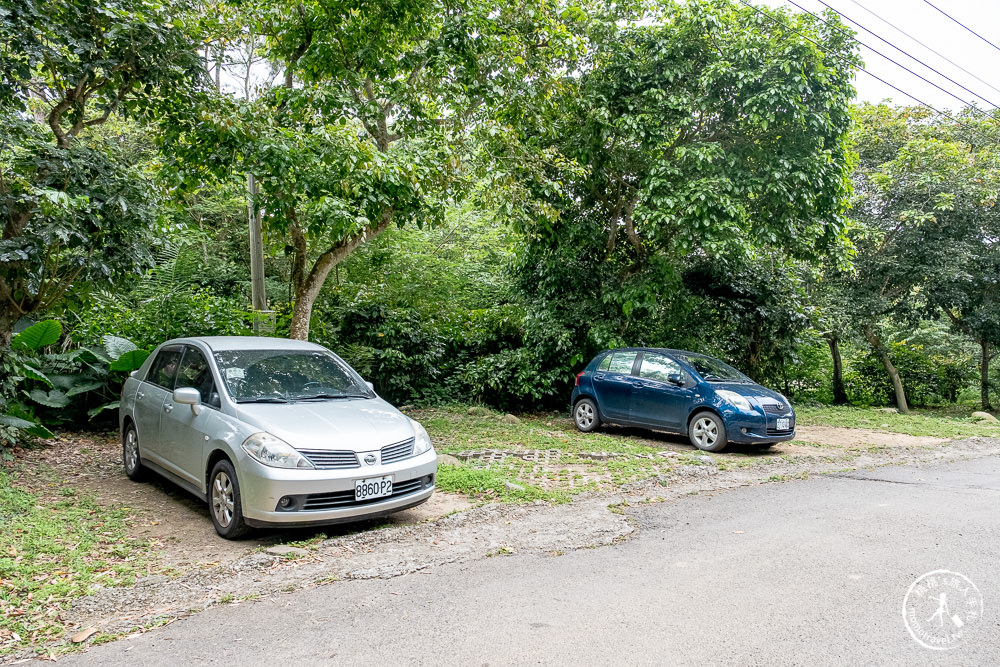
[54,457,1000,666]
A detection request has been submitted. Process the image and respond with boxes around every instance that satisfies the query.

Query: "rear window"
[606,351,638,375]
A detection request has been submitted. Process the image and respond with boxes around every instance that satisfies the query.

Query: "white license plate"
[776,418,790,430]
[355,475,393,501]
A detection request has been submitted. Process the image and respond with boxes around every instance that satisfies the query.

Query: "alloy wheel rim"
[124,430,138,472]
[212,472,234,527]
[693,417,718,446]
[576,403,594,428]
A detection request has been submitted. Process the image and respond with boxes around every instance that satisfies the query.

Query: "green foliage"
[10,321,61,351]
[0,0,206,346]
[846,339,975,407]
[0,321,151,456]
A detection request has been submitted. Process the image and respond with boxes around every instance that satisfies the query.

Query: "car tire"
[122,423,147,482]
[208,459,251,540]
[688,411,727,452]
[573,398,601,432]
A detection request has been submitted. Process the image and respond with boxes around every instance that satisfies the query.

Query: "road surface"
[50,456,1000,665]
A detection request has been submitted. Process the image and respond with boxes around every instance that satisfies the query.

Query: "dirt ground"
[6,423,1000,662]
[3,423,959,570]
[10,433,475,569]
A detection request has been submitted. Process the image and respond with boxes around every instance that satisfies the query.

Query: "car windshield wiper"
[296,393,371,400]
[237,396,289,404]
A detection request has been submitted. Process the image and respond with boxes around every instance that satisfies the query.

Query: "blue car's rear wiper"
[237,397,289,403]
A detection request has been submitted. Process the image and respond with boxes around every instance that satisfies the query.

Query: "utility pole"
[247,173,270,332]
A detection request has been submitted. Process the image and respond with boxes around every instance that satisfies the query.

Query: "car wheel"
[689,411,727,452]
[122,423,147,481]
[209,459,251,540]
[574,398,601,432]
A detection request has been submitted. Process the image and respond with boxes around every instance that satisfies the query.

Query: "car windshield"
[213,350,374,403]
[676,354,750,383]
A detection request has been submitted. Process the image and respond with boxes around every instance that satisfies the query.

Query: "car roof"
[600,347,706,357]
[165,336,329,353]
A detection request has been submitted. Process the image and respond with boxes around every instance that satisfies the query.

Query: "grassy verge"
[794,405,1000,439]
[414,406,708,500]
[413,403,1000,503]
[0,469,161,658]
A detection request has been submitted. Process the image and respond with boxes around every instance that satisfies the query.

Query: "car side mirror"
[173,387,203,416]
[667,373,684,386]
[366,381,374,392]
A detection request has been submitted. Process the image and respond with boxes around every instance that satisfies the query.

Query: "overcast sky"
[761,0,1000,111]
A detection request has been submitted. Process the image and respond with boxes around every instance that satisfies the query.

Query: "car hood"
[235,397,414,451]
[708,382,788,405]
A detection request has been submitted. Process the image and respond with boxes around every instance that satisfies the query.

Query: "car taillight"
[575,371,585,386]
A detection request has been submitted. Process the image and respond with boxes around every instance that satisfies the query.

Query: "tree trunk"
[981,338,992,411]
[863,325,909,413]
[0,307,16,349]
[287,211,394,340]
[824,333,849,404]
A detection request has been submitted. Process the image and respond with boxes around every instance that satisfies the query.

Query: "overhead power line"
[736,0,983,137]
[786,0,1000,123]
[923,1,1000,55]
[810,0,1000,110]
[846,0,1000,99]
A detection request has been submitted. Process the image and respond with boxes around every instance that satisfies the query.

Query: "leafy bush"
[0,321,148,457]
[846,341,975,407]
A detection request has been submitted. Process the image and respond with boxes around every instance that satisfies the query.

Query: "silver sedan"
[119,336,437,538]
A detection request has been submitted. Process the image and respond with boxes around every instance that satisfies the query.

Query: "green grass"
[420,406,681,498]
[795,405,1000,439]
[436,464,570,503]
[0,470,160,656]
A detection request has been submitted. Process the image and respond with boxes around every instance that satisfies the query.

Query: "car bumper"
[722,411,796,444]
[238,449,438,527]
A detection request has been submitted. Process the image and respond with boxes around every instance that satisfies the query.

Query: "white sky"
[760,0,1000,111]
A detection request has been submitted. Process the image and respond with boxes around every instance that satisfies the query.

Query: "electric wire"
[923,1,1000,54]
[811,0,1000,110]
[786,0,1000,123]
[845,0,1000,99]
[736,0,985,138]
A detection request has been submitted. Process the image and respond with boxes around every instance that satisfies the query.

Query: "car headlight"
[411,420,434,456]
[717,390,753,412]
[241,432,315,469]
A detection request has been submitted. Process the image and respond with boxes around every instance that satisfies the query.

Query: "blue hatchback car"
[570,348,795,452]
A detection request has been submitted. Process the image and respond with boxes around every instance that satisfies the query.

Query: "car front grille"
[301,477,428,511]
[762,402,791,415]
[766,426,795,436]
[381,438,415,464]
[301,450,360,470]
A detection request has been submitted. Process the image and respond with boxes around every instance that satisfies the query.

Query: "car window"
[639,353,685,383]
[606,351,639,375]
[597,355,611,371]
[178,346,220,408]
[213,350,374,403]
[146,347,184,390]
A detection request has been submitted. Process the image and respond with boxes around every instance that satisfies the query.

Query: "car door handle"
[631,380,643,387]
[163,404,173,413]
[136,392,144,399]
[595,374,605,380]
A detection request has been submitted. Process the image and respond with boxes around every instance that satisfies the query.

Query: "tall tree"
[0,0,205,346]
[162,0,579,339]
[845,104,998,412]
[496,1,859,371]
